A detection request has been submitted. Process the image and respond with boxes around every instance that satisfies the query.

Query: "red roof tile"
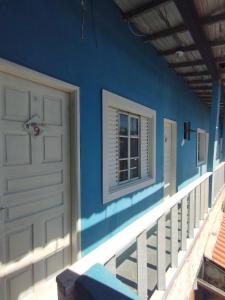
[212,214,225,269]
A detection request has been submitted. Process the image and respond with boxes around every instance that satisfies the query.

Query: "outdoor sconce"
[184,121,196,140]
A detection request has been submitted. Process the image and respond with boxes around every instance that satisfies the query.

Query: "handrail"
[69,171,212,276]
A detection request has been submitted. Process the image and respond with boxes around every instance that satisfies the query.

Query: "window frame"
[102,89,156,204]
[197,128,208,166]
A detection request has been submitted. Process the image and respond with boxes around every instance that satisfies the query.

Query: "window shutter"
[107,107,119,189]
[141,116,154,179]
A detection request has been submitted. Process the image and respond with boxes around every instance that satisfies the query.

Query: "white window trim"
[102,89,156,203]
[197,128,208,166]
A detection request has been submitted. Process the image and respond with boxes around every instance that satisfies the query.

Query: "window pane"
[119,114,128,136]
[130,138,139,157]
[119,160,128,171]
[130,117,139,136]
[119,137,128,158]
[130,168,139,179]
[119,170,128,182]
[130,158,139,168]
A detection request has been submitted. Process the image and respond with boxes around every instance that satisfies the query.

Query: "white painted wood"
[0,58,81,262]
[70,91,81,261]
[141,116,151,179]
[200,182,205,220]
[181,197,188,251]
[157,215,166,290]
[0,71,74,300]
[171,205,178,268]
[196,128,208,166]
[164,119,176,199]
[195,185,201,228]
[102,89,156,203]
[204,178,209,214]
[69,172,211,276]
[0,58,78,92]
[188,190,195,238]
[137,231,148,300]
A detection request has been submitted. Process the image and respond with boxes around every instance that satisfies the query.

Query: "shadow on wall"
[81,183,164,254]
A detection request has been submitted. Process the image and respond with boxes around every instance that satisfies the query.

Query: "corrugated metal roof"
[113,0,225,109]
[212,214,225,269]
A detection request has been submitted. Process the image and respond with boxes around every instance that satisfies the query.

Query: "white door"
[0,71,72,300]
[164,120,176,199]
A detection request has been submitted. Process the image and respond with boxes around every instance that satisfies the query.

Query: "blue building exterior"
[0,0,216,256]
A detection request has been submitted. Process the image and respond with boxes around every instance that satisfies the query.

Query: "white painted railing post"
[181,197,187,251]
[200,182,205,220]
[204,178,209,214]
[137,231,148,300]
[157,214,166,290]
[195,185,200,228]
[188,191,195,239]
[171,204,178,268]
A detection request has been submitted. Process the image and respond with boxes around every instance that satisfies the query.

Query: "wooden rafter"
[144,11,225,42]
[158,39,225,56]
[186,79,212,84]
[169,59,204,68]
[180,70,210,77]
[169,56,225,68]
[123,0,169,20]
[189,85,212,91]
[173,0,218,80]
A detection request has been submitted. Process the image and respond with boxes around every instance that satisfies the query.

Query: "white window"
[197,128,208,165]
[102,90,156,203]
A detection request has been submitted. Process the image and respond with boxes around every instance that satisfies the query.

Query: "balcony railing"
[57,163,225,300]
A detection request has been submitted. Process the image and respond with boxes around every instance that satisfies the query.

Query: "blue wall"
[0,0,210,254]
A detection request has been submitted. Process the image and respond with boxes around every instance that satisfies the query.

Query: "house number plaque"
[24,115,46,137]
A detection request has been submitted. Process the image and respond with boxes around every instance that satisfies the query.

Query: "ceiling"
[113,0,225,116]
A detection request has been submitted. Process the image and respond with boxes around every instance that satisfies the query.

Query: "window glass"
[119,137,128,159]
[119,160,128,171]
[130,138,139,157]
[119,114,128,136]
[130,158,139,168]
[130,168,139,179]
[119,170,128,182]
[130,117,139,136]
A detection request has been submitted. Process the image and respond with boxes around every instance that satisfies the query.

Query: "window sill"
[103,177,155,204]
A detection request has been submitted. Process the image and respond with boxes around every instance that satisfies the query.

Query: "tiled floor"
[212,214,225,269]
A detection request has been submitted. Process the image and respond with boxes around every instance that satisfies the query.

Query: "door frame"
[164,118,177,198]
[0,58,81,262]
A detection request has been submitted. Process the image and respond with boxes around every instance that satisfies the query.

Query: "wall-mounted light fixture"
[184,121,196,140]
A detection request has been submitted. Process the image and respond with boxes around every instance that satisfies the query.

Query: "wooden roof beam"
[158,38,225,56]
[169,56,225,68]
[190,85,212,90]
[186,78,212,84]
[123,0,170,20]
[173,0,218,80]
[180,70,210,77]
[170,59,204,68]
[144,11,225,42]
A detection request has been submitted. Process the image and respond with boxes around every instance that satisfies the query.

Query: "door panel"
[0,72,72,300]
